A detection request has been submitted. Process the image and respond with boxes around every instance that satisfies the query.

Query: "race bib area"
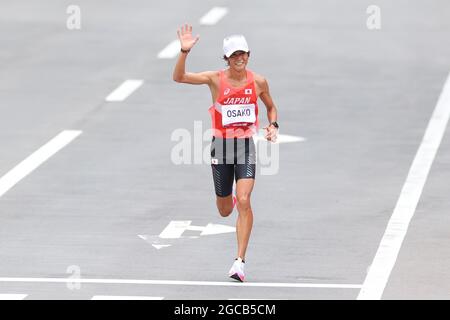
[221,104,256,127]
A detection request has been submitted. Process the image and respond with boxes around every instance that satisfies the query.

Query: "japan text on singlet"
[208,70,259,138]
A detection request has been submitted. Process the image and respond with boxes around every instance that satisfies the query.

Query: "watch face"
[272,122,279,128]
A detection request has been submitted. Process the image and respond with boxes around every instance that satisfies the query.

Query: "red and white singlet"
[208,70,259,138]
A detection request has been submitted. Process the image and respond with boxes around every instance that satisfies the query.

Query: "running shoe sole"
[230,273,244,282]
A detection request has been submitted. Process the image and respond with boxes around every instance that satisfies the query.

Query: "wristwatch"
[270,121,279,129]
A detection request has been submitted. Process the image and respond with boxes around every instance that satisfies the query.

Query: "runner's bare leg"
[216,195,234,217]
[235,178,255,260]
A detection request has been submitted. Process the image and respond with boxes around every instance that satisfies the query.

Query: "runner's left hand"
[263,125,278,143]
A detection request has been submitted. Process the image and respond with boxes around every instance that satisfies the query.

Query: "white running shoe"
[228,257,245,282]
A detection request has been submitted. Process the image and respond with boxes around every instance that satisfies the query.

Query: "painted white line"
[0,130,82,198]
[276,134,306,144]
[358,72,450,300]
[139,221,236,250]
[158,221,236,238]
[0,277,361,289]
[186,225,204,231]
[199,7,228,25]
[157,40,180,59]
[105,79,143,102]
[92,295,164,300]
[254,134,306,144]
[200,223,235,236]
[159,220,192,239]
[185,223,236,235]
[152,244,172,250]
[0,294,27,300]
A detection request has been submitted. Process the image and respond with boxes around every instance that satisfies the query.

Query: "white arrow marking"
[186,226,205,232]
[200,223,236,236]
[137,235,146,240]
[159,221,192,239]
[276,134,306,143]
[152,244,172,250]
[139,235,173,250]
[254,133,306,144]
[139,221,236,250]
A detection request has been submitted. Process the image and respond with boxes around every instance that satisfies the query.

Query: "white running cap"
[223,35,249,58]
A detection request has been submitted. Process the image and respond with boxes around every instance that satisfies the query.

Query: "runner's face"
[228,51,249,71]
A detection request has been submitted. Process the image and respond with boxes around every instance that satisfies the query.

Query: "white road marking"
[276,134,306,144]
[200,223,235,236]
[184,223,236,236]
[0,294,27,300]
[157,40,181,59]
[105,79,143,102]
[139,221,236,250]
[159,220,192,239]
[0,130,82,198]
[186,225,204,232]
[138,235,173,249]
[152,244,172,250]
[254,133,306,144]
[358,72,450,300]
[0,277,361,289]
[92,295,164,300]
[199,7,228,25]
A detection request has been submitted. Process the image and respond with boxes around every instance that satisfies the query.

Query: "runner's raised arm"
[172,24,214,85]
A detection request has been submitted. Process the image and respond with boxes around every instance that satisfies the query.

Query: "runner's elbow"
[173,74,185,83]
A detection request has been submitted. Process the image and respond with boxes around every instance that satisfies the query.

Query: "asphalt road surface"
[1,0,450,300]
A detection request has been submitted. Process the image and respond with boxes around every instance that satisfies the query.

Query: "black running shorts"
[210,137,256,197]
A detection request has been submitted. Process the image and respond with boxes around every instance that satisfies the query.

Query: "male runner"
[173,24,279,282]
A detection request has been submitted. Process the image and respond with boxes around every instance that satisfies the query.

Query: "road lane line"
[92,295,164,300]
[199,7,228,25]
[0,294,27,300]
[0,277,361,289]
[0,130,82,198]
[105,79,143,102]
[157,40,180,59]
[358,72,450,300]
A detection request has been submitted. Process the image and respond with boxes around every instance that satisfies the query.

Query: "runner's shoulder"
[252,72,269,90]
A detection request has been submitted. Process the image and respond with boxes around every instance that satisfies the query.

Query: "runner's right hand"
[177,24,200,51]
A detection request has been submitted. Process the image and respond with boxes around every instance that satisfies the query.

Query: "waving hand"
[177,24,200,51]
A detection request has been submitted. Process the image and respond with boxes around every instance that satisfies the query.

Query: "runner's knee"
[236,193,251,209]
[217,197,233,217]
[218,206,233,217]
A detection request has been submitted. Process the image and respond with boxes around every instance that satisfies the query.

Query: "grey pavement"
[0,0,450,300]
